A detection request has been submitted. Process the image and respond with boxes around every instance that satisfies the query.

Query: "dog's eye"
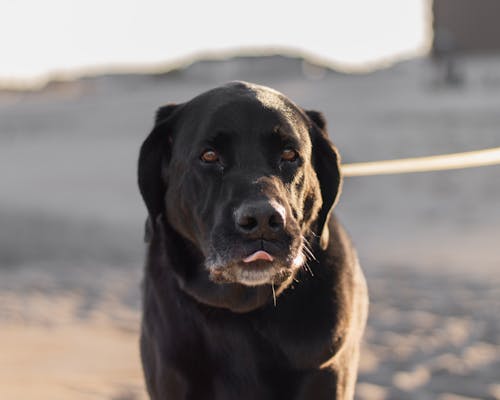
[281,148,298,162]
[200,150,219,163]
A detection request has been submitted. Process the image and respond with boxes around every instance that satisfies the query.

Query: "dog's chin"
[206,252,305,287]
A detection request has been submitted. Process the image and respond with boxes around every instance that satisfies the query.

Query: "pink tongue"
[243,250,274,263]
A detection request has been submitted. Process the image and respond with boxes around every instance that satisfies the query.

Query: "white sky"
[1,0,430,86]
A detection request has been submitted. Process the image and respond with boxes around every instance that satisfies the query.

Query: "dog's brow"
[203,131,233,147]
[270,126,301,146]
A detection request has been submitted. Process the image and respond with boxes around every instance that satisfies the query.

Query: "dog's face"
[138,82,341,288]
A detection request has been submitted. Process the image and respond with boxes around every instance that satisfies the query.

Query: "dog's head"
[138,82,341,288]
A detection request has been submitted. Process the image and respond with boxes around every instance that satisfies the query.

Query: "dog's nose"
[234,201,285,238]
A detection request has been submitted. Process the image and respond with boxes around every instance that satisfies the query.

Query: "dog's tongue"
[243,250,274,263]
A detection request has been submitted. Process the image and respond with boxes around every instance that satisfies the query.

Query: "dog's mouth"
[206,241,305,287]
[243,250,274,263]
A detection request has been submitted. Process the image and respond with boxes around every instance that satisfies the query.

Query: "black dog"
[138,82,368,399]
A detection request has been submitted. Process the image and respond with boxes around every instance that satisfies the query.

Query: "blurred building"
[433,0,500,56]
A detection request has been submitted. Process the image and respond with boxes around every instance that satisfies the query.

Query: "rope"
[341,147,500,177]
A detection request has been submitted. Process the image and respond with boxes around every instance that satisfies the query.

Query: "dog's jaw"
[233,266,285,287]
[205,243,305,287]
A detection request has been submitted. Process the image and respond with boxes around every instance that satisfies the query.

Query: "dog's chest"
[173,316,300,399]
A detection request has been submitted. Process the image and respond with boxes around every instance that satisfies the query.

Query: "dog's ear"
[138,103,179,229]
[305,110,342,247]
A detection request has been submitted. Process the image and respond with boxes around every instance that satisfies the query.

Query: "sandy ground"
[1,54,499,399]
[0,322,144,400]
[1,262,499,400]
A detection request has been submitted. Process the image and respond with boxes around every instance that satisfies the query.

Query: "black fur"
[138,82,368,399]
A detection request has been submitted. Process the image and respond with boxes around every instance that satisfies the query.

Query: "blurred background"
[1,1,499,399]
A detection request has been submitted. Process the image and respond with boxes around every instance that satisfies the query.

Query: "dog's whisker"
[303,246,316,261]
[271,281,277,307]
[303,260,314,277]
[302,234,313,244]
[307,231,319,239]
[304,241,315,257]
[301,235,317,261]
